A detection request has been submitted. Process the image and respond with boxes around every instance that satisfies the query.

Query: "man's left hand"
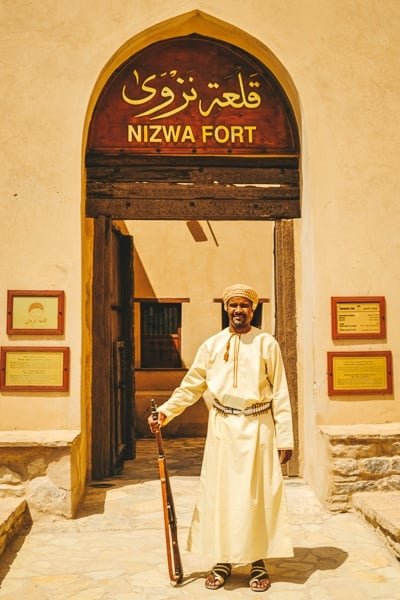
[279,449,292,465]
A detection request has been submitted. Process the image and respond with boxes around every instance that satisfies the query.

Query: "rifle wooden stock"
[151,400,183,584]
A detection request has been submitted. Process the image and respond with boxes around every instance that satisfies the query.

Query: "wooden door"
[274,220,299,476]
[92,217,135,479]
[110,226,135,472]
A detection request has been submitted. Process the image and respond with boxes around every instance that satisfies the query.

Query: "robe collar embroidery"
[224,332,242,388]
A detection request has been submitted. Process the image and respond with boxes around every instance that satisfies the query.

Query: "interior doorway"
[129,218,299,478]
[88,214,299,479]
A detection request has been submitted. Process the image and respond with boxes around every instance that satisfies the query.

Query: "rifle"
[151,399,184,584]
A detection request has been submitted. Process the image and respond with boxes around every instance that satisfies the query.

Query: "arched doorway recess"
[85,30,301,480]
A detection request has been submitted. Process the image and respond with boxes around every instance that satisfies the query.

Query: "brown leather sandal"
[249,563,271,592]
[205,563,232,590]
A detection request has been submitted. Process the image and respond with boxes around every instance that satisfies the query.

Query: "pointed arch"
[82,11,301,478]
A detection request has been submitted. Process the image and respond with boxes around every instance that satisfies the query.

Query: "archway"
[84,16,301,480]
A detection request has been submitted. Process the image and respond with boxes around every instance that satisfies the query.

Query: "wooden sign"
[88,35,299,156]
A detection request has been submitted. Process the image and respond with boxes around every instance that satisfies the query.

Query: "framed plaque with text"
[0,347,70,392]
[7,290,65,335]
[331,296,386,340]
[327,351,392,396]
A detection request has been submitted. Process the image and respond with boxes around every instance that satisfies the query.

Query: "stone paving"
[0,438,400,599]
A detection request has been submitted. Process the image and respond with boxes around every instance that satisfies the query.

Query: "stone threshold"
[352,491,400,560]
[319,422,400,439]
[0,429,80,447]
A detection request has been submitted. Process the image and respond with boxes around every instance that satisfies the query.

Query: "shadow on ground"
[267,545,349,584]
[0,512,32,586]
[76,437,205,518]
[179,545,348,590]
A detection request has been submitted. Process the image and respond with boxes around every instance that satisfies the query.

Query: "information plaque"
[0,347,70,392]
[331,296,386,340]
[7,290,65,335]
[327,351,392,396]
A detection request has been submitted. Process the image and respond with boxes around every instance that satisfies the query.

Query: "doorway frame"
[88,209,299,478]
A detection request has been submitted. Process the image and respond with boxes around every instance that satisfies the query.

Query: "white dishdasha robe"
[157,326,294,564]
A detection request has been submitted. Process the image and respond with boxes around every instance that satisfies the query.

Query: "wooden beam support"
[274,220,299,476]
[86,180,300,220]
[86,196,299,221]
[92,216,112,479]
[86,152,299,169]
[87,164,299,186]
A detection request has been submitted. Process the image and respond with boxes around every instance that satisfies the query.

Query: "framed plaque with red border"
[331,296,386,340]
[7,290,65,335]
[0,346,70,392]
[327,350,392,396]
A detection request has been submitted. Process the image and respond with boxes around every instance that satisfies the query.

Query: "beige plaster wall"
[287,2,400,486]
[1,1,400,495]
[0,2,83,430]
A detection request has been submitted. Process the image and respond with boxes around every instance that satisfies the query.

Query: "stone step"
[0,498,31,557]
[352,491,400,559]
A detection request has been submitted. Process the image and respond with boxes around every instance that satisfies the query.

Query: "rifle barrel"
[151,399,183,584]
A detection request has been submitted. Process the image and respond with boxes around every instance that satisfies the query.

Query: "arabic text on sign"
[122,69,262,120]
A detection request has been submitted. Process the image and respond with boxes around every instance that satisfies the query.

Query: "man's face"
[226,296,254,332]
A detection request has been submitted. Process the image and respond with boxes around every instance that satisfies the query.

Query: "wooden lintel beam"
[85,152,299,169]
[86,196,300,220]
[87,165,299,186]
[87,181,298,200]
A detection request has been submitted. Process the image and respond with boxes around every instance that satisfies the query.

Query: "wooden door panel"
[91,219,134,479]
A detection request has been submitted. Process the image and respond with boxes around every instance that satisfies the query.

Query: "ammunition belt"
[213,398,271,417]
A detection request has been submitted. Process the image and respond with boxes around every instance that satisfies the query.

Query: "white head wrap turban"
[222,283,258,310]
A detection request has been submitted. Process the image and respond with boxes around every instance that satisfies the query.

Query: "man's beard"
[231,315,249,330]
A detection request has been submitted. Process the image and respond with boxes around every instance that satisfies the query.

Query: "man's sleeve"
[156,343,208,426]
[266,339,294,449]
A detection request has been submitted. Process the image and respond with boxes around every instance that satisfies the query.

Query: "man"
[148,283,294,592]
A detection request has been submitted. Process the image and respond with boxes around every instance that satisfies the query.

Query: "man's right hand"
[148,411,166,434]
